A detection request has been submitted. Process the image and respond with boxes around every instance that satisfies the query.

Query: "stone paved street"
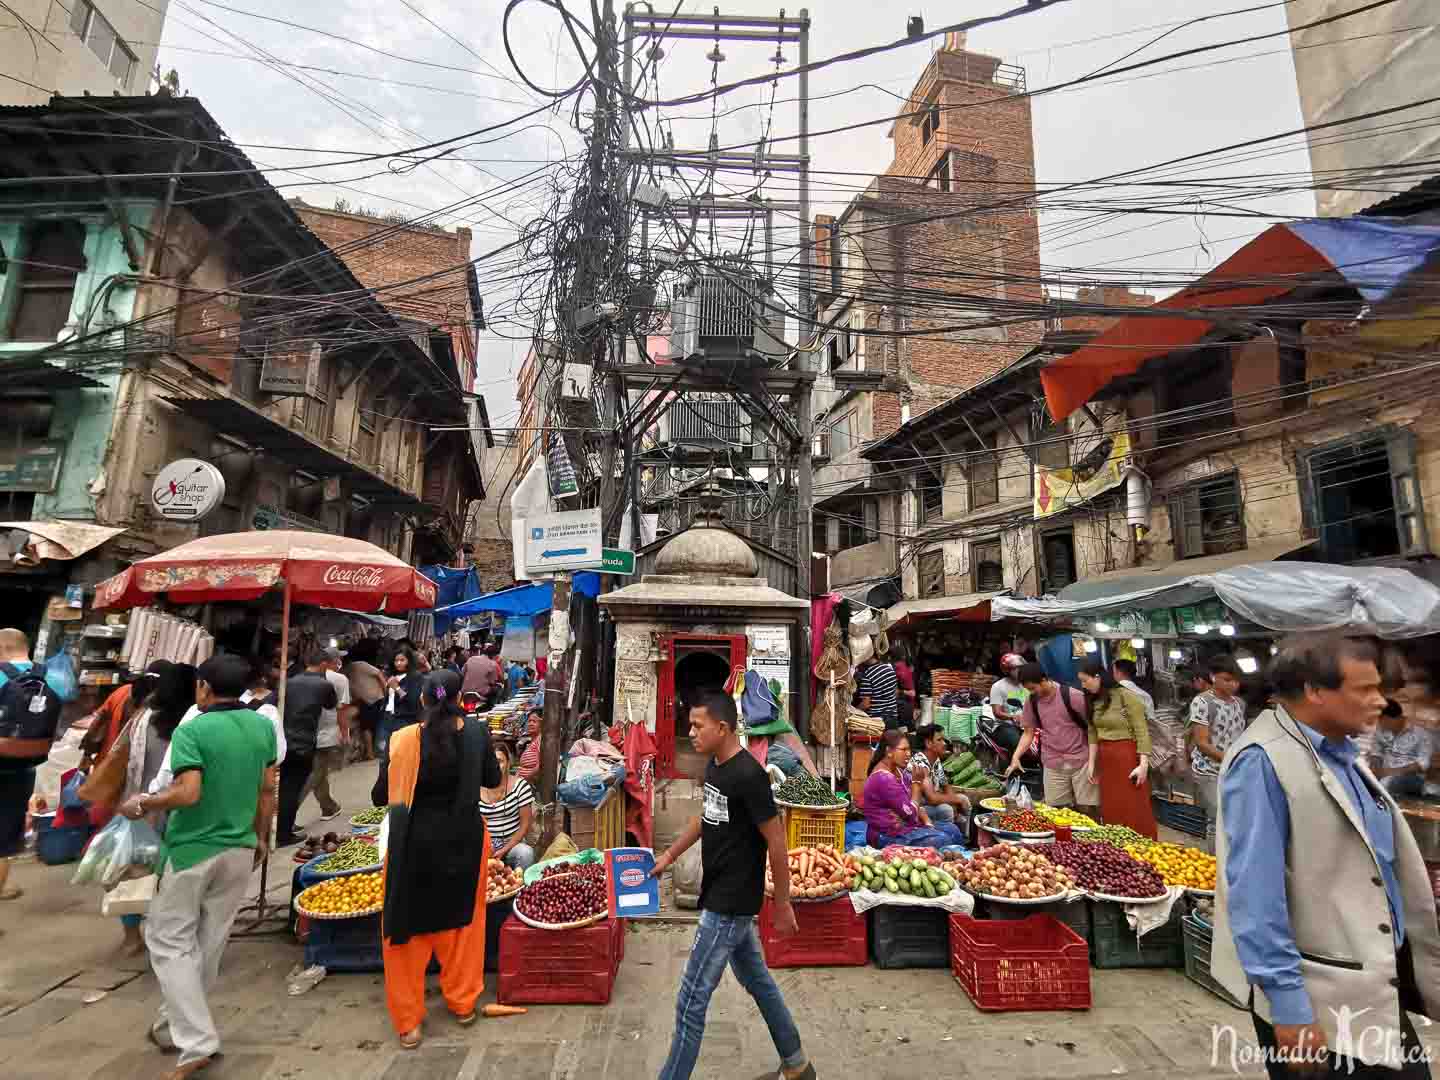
[0,763,1422,1080]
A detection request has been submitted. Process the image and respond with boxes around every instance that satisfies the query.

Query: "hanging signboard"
[151,459,226,521]
[259,340,323,397]
[0,441,65,493]
[1034,432,1131,519]
[524,507,603,573]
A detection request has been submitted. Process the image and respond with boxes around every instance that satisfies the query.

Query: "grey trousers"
[299,746,345,817]
[146,848,254,1065]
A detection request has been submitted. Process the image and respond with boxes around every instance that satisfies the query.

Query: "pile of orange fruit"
[297,870,384,916]
[1125,841,1216,890]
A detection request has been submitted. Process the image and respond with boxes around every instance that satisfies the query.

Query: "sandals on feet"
[399,1028,423,1050]
[159,1056,213,1080]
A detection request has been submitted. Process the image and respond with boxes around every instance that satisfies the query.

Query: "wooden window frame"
[971,537,1004,592]
[1167,471,1245,560]
[968,456,999,510]
[918,548,945,598]
[7,220,87,342]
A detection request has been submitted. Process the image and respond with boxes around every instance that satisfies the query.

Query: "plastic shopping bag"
[46,650,80,703]
[1004,774,1034,810]
[71,815,163,888]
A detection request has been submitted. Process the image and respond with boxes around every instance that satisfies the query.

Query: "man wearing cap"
[300,648,354,824]
[989,653,1028,722]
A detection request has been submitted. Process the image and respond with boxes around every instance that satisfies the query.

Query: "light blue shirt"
[1222,716,1403,1025]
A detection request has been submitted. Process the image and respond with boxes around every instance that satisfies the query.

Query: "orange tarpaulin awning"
[1040,224,1329,422]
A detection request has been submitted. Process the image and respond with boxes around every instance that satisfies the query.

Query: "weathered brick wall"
[292,201,477,389]
[863,42,1043,438]
[1060,285,1154,334]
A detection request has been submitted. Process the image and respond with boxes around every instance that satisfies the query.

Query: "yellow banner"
[1034,431,1131,519]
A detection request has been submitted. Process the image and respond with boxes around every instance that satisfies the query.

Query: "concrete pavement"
[0,758,1420,1079]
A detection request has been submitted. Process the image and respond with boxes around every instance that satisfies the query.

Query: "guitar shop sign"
[151,459,226,522]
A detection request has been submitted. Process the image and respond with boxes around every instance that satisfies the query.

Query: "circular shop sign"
[151,458,226,521]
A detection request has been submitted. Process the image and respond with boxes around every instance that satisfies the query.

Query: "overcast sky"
[156,0,1318,430]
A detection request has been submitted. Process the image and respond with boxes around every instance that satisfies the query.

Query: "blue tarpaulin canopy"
[437,571,602,619]
[420,564,483,634]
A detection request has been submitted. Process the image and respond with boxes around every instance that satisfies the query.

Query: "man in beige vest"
[1212,633,1440,1076]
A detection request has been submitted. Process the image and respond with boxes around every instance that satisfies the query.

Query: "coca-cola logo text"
[321,565,387,588]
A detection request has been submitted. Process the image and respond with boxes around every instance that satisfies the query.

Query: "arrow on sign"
[542,548,587,558]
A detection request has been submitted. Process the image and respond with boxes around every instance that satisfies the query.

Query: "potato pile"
[765,845,852,899]
[950,843,1075,901]
[486,858,524,901]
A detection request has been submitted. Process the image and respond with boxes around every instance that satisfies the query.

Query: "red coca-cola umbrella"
[92,530,437,613]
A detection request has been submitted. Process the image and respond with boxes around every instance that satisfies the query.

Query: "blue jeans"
[925,803,956,825]
[876,823,965,849]
[503,843,536,870]
[658,909,805,1080]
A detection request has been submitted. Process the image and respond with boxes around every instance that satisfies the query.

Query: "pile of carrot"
[764,844,856,899]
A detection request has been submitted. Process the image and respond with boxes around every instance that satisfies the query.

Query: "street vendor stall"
[92,530,438,923]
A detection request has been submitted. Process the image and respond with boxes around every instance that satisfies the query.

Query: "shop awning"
[0,356,103,391]
[437,571,603,619]
[1,521,125,565]
[993,559,1440,639]
[162,396,430,512]
[1053,538,1315,607]
[886,590,1006,628]
[1041,219,1440,421]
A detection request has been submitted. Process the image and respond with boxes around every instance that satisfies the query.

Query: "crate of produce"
[870,903,951,969]
[304,911,382,973]
[1153,795,1207,838]
[33,813,92,865]
[564,784,626,852]
[949,913,1091,1011]
[976,896,1092,943]
[758,895,867,968]
[497,914,622,1004]
[782,805,847,852]
[1181,913,1246,1009]
[1089,898,1185,969]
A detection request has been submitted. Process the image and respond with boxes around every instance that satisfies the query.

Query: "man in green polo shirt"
[118,652,276,1079]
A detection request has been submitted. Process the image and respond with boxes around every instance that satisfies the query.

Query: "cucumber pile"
[943,751,1003,794]
[852,853,956,898]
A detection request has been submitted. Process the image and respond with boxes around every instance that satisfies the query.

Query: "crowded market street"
[0,768,1305,1080]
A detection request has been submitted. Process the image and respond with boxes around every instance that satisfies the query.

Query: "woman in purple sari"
[862,730,965,849]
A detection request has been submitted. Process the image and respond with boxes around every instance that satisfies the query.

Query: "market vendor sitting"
[516,709,542,783]
[907,723,971,825]
[863,729,965,849]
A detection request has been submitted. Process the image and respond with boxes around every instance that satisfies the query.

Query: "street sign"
[600,548,635,575]
[524,507,603,573]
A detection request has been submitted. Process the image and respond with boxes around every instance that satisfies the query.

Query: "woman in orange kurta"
[374,670,502,1048]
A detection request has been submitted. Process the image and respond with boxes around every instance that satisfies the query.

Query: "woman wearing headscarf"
[114,661,195,955]
[1078,657,1157,840]
[373,669,502,1049]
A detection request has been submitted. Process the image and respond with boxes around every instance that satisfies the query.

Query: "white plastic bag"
[1004,775,1034,810]
[71,816,162,889]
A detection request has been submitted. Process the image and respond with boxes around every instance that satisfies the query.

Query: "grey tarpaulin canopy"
[991,561,1440,640]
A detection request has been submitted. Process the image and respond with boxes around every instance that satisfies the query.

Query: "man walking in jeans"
[650,691,815,1080]
[117,653,276,1078]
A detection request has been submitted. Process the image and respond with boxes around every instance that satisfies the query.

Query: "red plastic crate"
[949,913,1091,1012]
[758,896,867,968]
[497,915,622,1004]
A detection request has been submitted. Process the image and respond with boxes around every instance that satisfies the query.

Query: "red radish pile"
[515,862,608,924]
[1046,839,1166,898]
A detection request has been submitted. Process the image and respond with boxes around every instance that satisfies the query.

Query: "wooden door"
[656,633,677,777]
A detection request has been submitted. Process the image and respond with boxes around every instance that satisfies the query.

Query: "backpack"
[1026,682,1088,731]
[0,662,64,761]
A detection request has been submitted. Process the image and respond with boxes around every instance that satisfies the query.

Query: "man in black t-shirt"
[277,651,338,846]
[650,692,814,1080]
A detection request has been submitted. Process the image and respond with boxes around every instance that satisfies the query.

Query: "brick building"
[810,32,1043,598]
[290,200,481,393]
